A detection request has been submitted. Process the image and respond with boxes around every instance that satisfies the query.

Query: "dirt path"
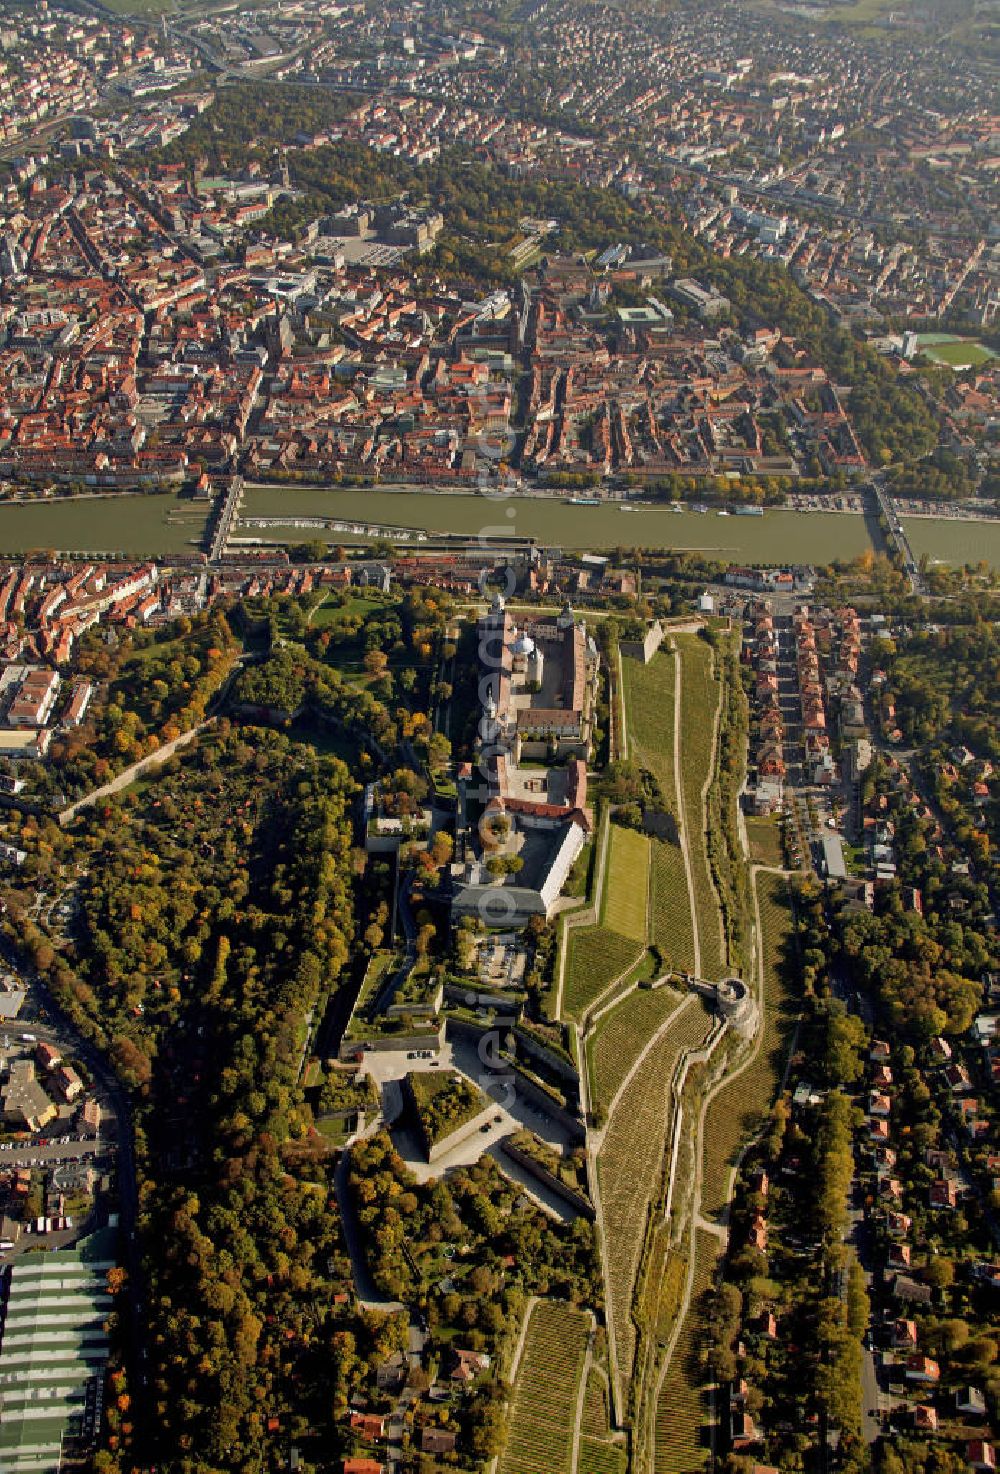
[58,654,249,827]
[590,994,696,1152]
[506,1294,541,1385]
[58,719,209,826]
[570,1333,594,1474]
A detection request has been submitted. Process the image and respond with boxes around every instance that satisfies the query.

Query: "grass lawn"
[104,0,196,11]
[408,1070,486,1147]
[915,334,996,369]
[310,594,386,628]
[564,835,596,901]
[602,825,650,942]
[622,645,700,974]
[746,815,784,868]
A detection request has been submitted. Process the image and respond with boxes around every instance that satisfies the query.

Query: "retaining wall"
[501,1139,595,1220]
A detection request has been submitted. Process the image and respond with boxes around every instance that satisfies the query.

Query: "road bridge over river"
[870,475,924,594]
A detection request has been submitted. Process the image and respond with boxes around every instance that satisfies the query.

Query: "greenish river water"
[0,487,997,568]
[237,485,875,561]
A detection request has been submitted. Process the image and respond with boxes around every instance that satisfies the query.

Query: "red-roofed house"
[350,1413,385,1443]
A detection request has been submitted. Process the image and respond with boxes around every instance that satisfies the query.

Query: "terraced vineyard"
[597,999,714,1393]
[653,1230,722,1474]
[700,871,795,1220]
[587,984,685,1116]
[603,825,651,941]
[578,1438,628,1474]
[499,1300,590,1474]
[564,924,645,1020]
[581,1367,615,1440]
[676,635,725,980]
[622,646,678,812]
[651,839,696,973]
[578,1371,628,1474]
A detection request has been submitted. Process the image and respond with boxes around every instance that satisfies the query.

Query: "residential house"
[421,1428,457,1455]
[957,1388,987,1420]
[450,1348,490,1382]
[930,1178,959,1211]
[349,1414,385,1443]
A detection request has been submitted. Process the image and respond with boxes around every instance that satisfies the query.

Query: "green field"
[903,517,1000,569]
[621,647,699,973]
[239,486,875,562]
[751,0,910,27]
[101,0,177,12]
[0,493,209,556]
[103,0,216,11]
[603,826,651,942]
[746,815,785,868]
[622,633,728,978]
[914,334,996,369]
[309,594,385,627]
[499,1300,590,1474]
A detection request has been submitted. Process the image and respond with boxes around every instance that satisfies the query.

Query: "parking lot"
[0,1134,110,1168]
[360,1036,581,1213]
